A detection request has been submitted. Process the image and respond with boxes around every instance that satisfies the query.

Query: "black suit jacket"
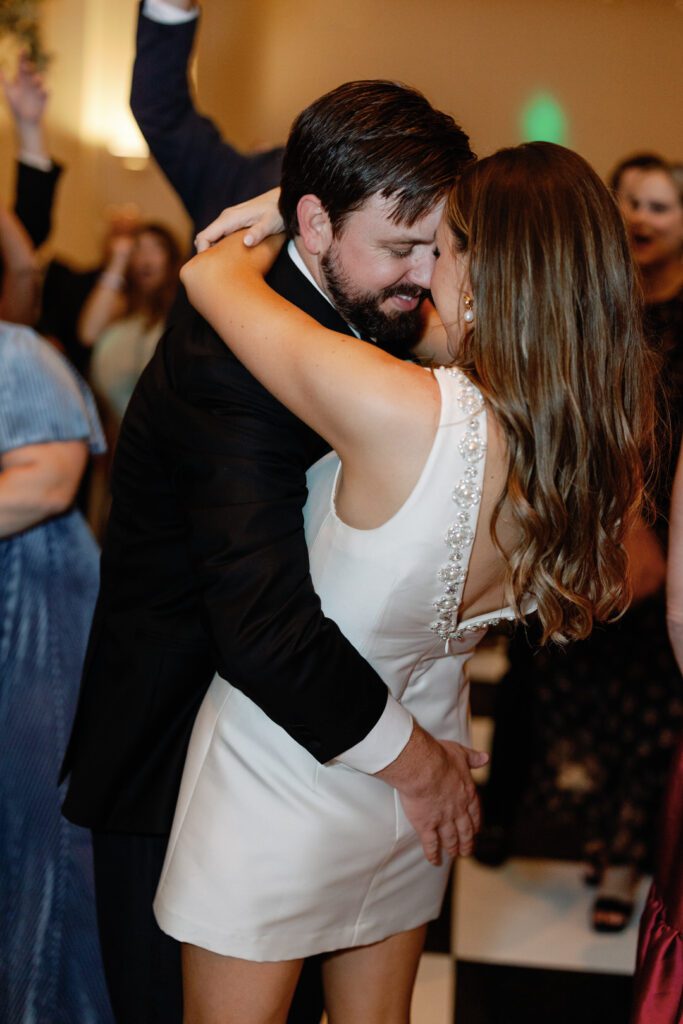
[130,4,283,235]
[14,159,63,248]
[61,250,389,834]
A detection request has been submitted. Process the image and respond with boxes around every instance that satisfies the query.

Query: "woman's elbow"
[76,314,98,348]
[179,253,203,299]
[180,249,226,308]
[45,447,88,516]
[42,476,80,517]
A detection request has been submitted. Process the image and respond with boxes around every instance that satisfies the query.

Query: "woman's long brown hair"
[126,223,181,328]
[447,142,657,643]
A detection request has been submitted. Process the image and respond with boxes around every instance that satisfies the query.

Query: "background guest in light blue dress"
[0,322,113,1023]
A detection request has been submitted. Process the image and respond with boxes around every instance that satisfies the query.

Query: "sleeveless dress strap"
[428,367,488,647]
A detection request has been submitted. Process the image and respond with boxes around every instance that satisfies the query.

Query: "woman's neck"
[640,260,683,305]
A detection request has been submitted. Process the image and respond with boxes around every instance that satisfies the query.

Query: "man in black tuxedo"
[61,81,475,1024]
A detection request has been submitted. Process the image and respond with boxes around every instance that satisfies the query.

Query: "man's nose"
[404,250,436,290]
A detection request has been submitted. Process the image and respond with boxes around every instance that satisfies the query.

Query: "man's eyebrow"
[378,233,435,246]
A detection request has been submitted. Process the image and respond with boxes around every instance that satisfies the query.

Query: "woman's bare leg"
[322,925,427,1024]
[182,943,304,1024]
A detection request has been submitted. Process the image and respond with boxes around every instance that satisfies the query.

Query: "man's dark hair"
[279,80,475,237]
[609,152,670,192]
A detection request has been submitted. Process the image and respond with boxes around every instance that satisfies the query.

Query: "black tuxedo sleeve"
[130,5,282,232]
[169,347,390,764]
[14,160,63,248]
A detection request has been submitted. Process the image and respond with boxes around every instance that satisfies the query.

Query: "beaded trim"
[429,368,493,644]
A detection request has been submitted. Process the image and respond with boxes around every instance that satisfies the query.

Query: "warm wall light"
[78,0,148,166]
[106,108,149,170]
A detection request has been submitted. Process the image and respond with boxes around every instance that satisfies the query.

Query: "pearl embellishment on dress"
[428,368,501,644]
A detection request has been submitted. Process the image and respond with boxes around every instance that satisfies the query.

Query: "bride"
[154,142,655,1024]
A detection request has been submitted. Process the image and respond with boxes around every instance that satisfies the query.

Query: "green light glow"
[520,93,568,145]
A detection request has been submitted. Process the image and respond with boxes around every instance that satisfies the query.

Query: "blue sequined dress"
[0,324,113,1023]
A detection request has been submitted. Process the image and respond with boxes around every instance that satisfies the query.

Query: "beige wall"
[197,0,682,171]
[1,0,681,264]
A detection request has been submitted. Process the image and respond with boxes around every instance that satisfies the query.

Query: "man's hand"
[375,722,488,865]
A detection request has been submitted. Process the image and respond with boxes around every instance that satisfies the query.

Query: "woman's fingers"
[195,188,283,252]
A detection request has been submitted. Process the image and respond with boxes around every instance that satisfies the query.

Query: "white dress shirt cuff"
[142,0,199,25]
[334,695,414,774]
[19,152,53,173]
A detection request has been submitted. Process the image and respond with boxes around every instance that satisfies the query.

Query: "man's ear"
[296,195,333,255]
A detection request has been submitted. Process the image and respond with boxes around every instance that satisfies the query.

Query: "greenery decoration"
[0,0,50,69]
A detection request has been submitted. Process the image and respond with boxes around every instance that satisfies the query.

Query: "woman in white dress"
[153,142,656,1023]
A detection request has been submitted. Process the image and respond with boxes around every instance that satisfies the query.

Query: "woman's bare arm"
[194,187,283,252]
[0,440,88,536]
[0,206,39,325]
[77,235,132,346]
[181,233,440,474]
[194,192,453,364]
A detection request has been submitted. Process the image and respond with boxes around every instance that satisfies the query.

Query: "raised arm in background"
[130,0,282,233]
[2,52,63,248]
[76,236,133,347]
[0,206,40,325]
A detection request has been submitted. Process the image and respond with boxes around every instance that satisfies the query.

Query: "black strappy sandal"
[591,865,638,933]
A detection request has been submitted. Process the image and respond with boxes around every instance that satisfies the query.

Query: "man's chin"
[370,310,423,356]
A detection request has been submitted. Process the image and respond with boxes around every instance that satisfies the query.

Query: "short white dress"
[154,367,517,961]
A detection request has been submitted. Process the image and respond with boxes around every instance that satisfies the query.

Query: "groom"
[61,81,476,1024]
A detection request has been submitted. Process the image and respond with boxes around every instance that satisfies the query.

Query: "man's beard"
[321,248,427,359]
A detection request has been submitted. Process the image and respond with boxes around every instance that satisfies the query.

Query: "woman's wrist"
[16,121,49,165]
[98,270,126,292]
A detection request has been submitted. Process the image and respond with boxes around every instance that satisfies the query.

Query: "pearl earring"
[463,294,475,324]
